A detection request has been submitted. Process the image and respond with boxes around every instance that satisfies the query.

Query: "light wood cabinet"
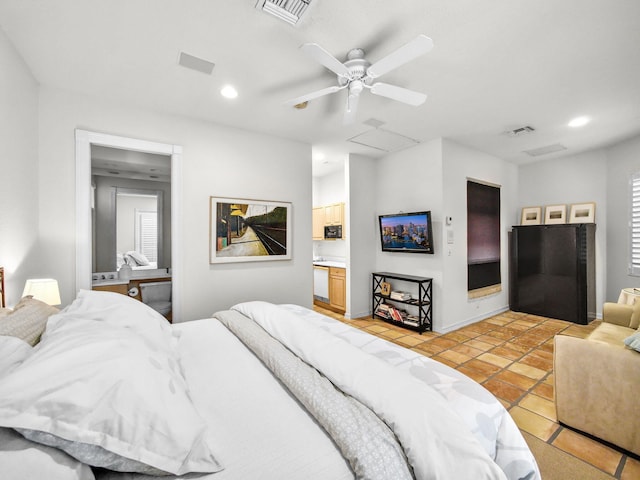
[329,267,346,311]
[312,207,325,240]
[92,283,129,295]
[324,203,344,226]
[312,202,345,240]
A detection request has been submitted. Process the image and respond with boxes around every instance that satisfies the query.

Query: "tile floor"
[314,306,640,480]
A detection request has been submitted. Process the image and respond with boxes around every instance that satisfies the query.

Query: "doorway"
[75,129,183,320]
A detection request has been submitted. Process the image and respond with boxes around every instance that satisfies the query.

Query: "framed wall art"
[544,204,566,224]
[520,206,542,225]
[569,202,596,224]
[210,197,292,263]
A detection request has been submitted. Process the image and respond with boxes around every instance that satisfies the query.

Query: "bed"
[0,290,540,480]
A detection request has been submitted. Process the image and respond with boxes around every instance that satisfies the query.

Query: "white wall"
[346,154,377,318]
[0,28,40,306]
[605,134,640,300]
[37,87,312,320]
[441,139,518,331]
[374,139,445,330]
[517,149,608,313]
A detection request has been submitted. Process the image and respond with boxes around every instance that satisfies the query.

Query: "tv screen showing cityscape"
[378,211,434,254]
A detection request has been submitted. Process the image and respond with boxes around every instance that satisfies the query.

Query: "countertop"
[313,261,346,269]
[92,272,171,287]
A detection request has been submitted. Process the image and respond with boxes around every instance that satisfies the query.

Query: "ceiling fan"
[284,34,433,124]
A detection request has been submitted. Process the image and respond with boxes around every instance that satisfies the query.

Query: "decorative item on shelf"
[569,202,596,224]
[544,204,567,224]
[380,282,391,296]
[22,278,61,306]
[520,206,542,225]
[390,291,411,301]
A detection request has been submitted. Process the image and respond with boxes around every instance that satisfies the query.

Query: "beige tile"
[518,393,557,421]
[509,406,559,441]
[395,335,426,347]
[477,352,513,368]
[365,324,390,334]
[464,339,495,351]
[508,362,547,380]
[438,349,472,365]
[451,343,484,358]
[552,428,622,475]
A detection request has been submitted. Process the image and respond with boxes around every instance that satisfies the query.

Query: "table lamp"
[22,278,61,306]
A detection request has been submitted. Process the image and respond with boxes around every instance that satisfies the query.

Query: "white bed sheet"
[96,318,353,480]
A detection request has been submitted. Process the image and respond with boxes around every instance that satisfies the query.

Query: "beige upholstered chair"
[554,302,640,455]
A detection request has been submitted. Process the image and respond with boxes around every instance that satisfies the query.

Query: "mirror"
[91,146,171,274]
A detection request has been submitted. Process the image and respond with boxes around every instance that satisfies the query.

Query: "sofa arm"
[554,335,640,456]
[602,302,634,327]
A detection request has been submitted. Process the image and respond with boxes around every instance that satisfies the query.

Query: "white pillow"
[125,250,150,266]
[49,289,176,354]
[0,295,222,475]
[0,336,32,376]
[0,427,95,480]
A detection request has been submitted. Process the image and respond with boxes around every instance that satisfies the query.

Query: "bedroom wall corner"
[0,27,40,306]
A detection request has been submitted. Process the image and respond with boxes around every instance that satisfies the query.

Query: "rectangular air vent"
[178,52,215,75]
[256,0,312,25]
[507,125,536,136]
[523,143,567,157]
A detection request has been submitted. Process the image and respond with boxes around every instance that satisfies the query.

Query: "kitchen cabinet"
[312,207,325,240]
[312,202,345,240]
[329,267,346,311]
[324,203,344,226]
[313,265,346,313]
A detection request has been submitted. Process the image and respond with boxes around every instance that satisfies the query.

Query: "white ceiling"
[2,0,639,177]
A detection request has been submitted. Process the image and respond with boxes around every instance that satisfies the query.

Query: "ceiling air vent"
[506,125,536,137]
[256,0,313,25]
[523,143,567,157]
[178,52,215,75]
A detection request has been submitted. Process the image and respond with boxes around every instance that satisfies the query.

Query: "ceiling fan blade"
[300,43,350,78]
[366,34,433,79]
[343,92,360,125]
[284,85,344,107]
[370,82,427,106]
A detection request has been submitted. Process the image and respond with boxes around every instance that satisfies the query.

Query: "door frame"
[75,129,183,321]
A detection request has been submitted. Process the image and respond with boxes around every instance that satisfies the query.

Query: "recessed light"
[568,116,590,128]
[220,85,238,99]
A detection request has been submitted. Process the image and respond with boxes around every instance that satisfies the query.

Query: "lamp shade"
[22,278,61,306]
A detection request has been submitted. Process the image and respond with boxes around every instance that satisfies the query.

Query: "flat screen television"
[378,211,434,254]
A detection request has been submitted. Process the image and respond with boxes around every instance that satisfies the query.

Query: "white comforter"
[233,301,512,480]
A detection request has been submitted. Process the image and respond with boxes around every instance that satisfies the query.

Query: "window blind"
[135,210,158,263]
[630,172,640,275]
